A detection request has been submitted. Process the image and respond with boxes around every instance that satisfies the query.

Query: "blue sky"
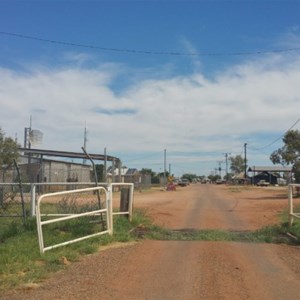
[1,0,300,177]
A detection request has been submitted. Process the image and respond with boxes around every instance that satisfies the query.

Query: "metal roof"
[126,168,139,175]
[248,166,292,172]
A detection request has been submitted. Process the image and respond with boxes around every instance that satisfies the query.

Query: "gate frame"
[36,183,134,254]
[36,186,111,254]
[288,184,300,226]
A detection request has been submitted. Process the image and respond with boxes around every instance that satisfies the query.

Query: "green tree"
[208,174,221,182]
[95,164,104,182]
[0,127,19,170]
[182,173,197,182]
[229,155,245,174]
[270,130,300,182]
[140,168,154,176]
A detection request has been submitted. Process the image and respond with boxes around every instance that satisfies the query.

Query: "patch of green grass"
[0,208,150,291]
[143,223,300,244]
[145,227,236,241]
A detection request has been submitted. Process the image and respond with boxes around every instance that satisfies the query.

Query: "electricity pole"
[244,143,247,183]
[218,161,222,178]
[224,153,231,183]
[164,149,167,186]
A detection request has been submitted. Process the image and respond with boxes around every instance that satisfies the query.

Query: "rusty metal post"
[120,187,130,219]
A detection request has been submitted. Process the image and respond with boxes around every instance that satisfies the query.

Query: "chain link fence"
[1,157,150,225]
[0,160,94,223]
[0,162,29,224]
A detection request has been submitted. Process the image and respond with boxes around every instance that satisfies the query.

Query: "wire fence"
[0,161,94,223]
[0,184,27,220]
[1,161,151,225]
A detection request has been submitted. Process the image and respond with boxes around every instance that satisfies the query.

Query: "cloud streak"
[94,107,138,115]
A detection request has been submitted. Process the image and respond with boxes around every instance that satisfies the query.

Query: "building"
[18,155,92,188]
[248,166,293,185]
[107,166,151,188]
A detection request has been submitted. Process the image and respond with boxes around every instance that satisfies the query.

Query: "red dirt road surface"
[3,184,300,300]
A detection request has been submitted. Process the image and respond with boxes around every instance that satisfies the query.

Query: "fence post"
[120,187,130,219]
[30,184,36,217]
[129,184,133,222]
[107,185,113,234]
[288,184,294,226]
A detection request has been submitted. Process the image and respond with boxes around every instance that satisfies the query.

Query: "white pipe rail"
[0,182,108,217]
[36,183,134,254]
[36,186,111,254]
[288,184,300,226]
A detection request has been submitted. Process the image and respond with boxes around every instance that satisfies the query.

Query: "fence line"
[0,182,103,219]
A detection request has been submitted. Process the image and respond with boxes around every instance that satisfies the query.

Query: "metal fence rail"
[0,182,101,219]
[36,183,134,254]
[36,186,111,254]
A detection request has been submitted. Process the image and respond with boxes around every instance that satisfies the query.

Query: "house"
[107,167,141,185]
[231,172,248,184]
[124,168,141,185]
[107,166,151,187]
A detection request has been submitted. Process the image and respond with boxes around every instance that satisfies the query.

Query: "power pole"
[244,143,247,183]
[218,161,222,178]
[164,149,167,186]
[224,153,231,182]
[214,168,218,178]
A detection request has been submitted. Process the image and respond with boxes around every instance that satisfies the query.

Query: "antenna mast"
[24,115,32,148]
[83,123,87,164]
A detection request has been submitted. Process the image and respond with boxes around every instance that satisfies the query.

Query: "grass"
[142,222,300,244]
[0,213,139,291]
[1,206,300,292]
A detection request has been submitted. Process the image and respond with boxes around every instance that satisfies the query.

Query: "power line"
[253,117,300,150]
[1,31,300,57]
[121,150,164,163]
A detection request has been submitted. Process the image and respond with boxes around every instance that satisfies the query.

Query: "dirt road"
[3,184,300,299]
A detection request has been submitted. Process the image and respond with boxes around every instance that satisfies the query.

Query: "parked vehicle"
[178,179,189,187]
[256,180,270,187]
[216,179,225,184]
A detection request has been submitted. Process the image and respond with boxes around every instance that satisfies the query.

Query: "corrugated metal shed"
[248,166,292,173]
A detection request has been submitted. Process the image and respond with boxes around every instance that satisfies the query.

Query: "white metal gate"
[36,183,134,254]
[36,186,111,254]
[288,184,300,226]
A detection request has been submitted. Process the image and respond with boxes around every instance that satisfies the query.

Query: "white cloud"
[1,50,300,174]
